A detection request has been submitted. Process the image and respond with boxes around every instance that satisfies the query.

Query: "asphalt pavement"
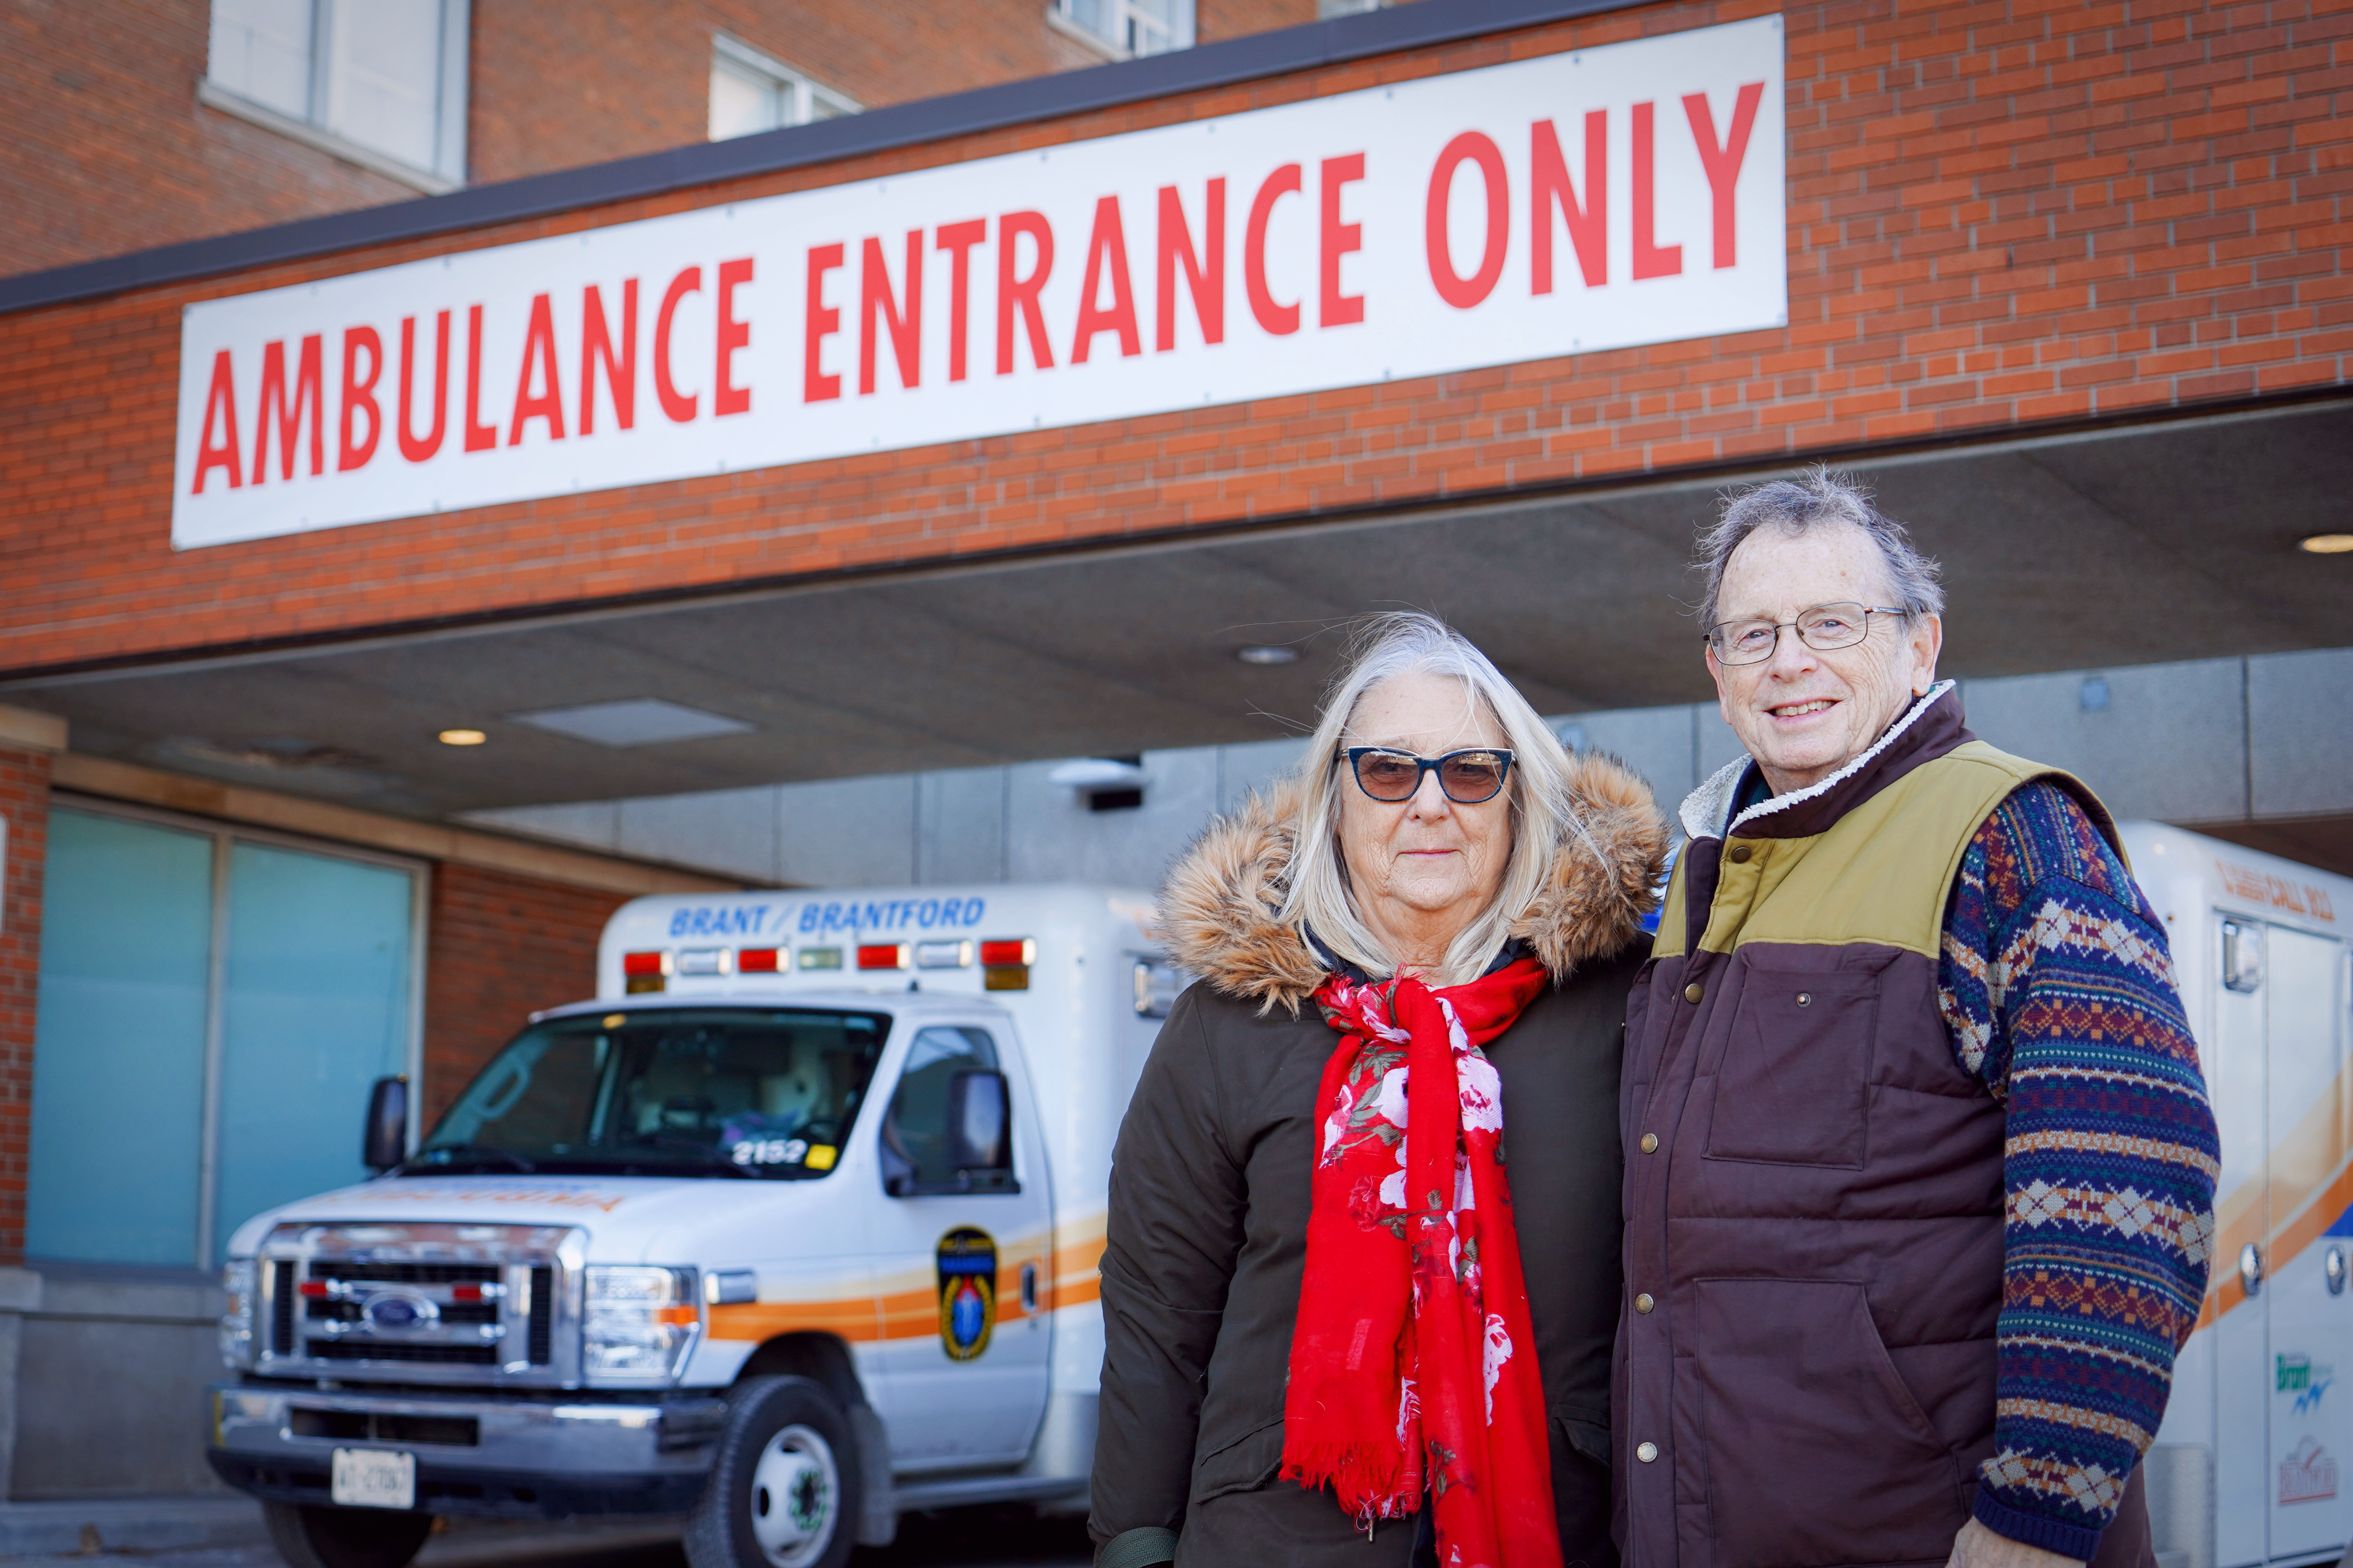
[1,1507,1092,1568]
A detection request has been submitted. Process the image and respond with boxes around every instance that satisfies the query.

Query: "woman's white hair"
[1279,612,1583,987]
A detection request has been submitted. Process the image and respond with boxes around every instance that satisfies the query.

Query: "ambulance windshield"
[413,1008,890,1179]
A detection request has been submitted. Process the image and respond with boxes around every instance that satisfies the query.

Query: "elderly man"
[1616,470,2216,1568]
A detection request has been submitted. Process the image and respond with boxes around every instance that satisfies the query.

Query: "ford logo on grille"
[364,1292,436,1331]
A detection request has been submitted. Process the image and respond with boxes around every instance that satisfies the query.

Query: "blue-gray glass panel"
[213,843,413,1260]
[26,810,213,1264]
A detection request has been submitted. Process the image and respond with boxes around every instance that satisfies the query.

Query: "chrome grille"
[256,1222,583,1388]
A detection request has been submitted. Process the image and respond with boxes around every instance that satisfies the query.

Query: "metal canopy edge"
[0,0,1637,319]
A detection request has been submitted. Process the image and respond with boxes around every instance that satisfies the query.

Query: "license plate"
[330,1447,415,1510]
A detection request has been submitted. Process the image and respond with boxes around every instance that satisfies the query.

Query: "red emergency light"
[979,939,1035,967]
[298,1280,329,1299]
[737,948,782,973]
[622,951,668,977]
[451,1283,486,1302]
[857,943,911,970]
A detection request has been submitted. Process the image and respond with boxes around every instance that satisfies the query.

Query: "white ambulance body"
[2127,825,2353,1568]
[207,883,1176,1568]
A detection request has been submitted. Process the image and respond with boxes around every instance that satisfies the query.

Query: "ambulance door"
[2214,915,2272,1567]
[2263,925,2351,1557]
[865,1023,1053,1469]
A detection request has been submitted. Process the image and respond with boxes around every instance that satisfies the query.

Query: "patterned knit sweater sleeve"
[1936,781,2219,1559]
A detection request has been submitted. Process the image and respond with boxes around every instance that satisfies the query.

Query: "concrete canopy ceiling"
[13,398,2350,821]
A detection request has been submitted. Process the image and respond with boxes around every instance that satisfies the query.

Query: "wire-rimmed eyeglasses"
[1339,747,1516,804]
[1704,603,1909,666]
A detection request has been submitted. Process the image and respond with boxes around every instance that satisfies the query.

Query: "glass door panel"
[25,811,214,1265]
[212,842,414,1259]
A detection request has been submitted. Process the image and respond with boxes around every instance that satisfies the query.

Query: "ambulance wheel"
[261,1501,432,1568]
[686,1375,860,1568]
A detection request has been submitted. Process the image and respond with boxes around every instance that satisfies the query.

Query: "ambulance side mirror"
[362,1076,409,1173]
[946,1070,1011,1175]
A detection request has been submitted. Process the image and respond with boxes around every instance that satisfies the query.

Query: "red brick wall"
[4,0,1321,277]
[0,0,2344,674]
[0,750,52,1262]
[421,863,631,1126]
[1199,0,1330,44]
[0,0,425,279]
[465,0,1111,188]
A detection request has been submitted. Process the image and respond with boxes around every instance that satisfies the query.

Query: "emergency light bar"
[857,943,912,971]
[981,938,1033,992]
[622,950,669,995]
[914,940,972,969]
[737,947,783,973]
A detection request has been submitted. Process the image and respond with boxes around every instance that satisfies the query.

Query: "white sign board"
[171,16,1785,549]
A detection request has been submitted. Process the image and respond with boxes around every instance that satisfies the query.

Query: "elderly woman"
[1089,614,1666,1568]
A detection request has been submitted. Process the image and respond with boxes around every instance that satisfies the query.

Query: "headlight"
[219,1259,257,1368]
[583,1266,699,1382]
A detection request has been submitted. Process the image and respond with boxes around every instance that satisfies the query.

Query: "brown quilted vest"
[1614,688,2155,1568]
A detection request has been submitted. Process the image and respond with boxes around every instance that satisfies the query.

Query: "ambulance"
[2129,825,2353,1568]
[206,883,1178,1568]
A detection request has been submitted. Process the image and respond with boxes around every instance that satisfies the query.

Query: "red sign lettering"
[1155,179,1225,352]
[192,348,242,494]
[508,293,566,444]
[253,334,325,482]
[1531,112,1606,293]
[580,283,635,435]
[398,312,450,462]
[1319,154,1365,328]
[657,266,705,419]
[1684,83,1765,270]
[997,210,1056,375]
[1244,165,1302,336]
[859,236,920,396]
[1632,102,1682,281]
[1072,196,1141,363]
[1426,133,1508,310]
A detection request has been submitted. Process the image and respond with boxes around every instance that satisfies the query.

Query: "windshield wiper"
[402,1143,537,1174]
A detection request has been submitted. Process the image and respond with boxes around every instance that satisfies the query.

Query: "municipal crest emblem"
[936,1227,998,1362]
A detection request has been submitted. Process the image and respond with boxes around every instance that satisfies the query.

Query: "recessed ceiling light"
[1236,644,1302,665]
[2299,533,2353,555]
[510,699,753,748]
[438,729,488,746]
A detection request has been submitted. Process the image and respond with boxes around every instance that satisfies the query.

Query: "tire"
[684,1375,861,1568]
[261,1501,433,1568]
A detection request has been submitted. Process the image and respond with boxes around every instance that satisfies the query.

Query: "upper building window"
[708,35,860,141]
[203,0,468,191]
[1049,0,1195,60]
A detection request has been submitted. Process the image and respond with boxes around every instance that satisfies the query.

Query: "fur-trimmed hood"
[1157,750,1669,1012]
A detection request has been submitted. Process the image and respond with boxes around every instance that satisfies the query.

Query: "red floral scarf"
[1280,956,1561,1568]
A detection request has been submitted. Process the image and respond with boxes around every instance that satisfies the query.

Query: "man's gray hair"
[1696,466,1945,629]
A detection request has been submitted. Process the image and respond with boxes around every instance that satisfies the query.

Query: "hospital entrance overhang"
[6,394,2349,823]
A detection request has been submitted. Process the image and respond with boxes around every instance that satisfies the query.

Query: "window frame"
[708,33,861,142]
[200,0,470,194]
[1045,0,1196,62]
[36,793,429,1267]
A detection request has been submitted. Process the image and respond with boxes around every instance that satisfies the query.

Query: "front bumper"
[207,1381,724,1519]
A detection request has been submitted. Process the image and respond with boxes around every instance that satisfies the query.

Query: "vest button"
[1634,1292,1655,1314]
[1636,1442,1659,1464]
[1797,992,1812,1007]
[1683,982,1704,1004]
[1728,843,1751,864]
[1638,1133,1659,1154]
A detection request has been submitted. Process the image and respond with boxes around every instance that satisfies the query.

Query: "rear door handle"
[2241,1242,2265,1297]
